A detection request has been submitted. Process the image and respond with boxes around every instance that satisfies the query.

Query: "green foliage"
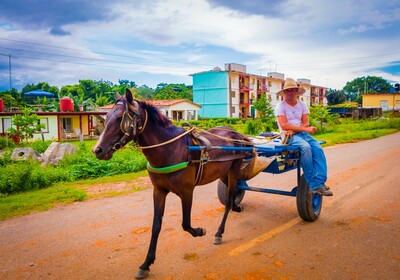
[329,103,357,108]
[0,141,147,195]
[21,82,59,96]
[95,93,111,107]
[136,85,155,100]
[0,135,15,150]
[154,83,192,100]
[177,118,243,130]
[326,89,347,105]
[244,119,264,135]
[25,140,53,154]
[0,150,12,167]
[252,94,276,132]
[57,143,147,179]
[7,108,46,142]
[0,161,71,195]
[0,186,86,220]
[309,105,338,133]
[0,93,17,108]
[343,76,391,102]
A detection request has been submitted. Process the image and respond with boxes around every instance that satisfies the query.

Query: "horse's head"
[93,88,145,160]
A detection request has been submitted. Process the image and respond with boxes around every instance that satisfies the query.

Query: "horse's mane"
[139,100,173,128]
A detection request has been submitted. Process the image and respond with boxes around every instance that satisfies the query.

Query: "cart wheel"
[217,179,245,206]
[296,174,322,221]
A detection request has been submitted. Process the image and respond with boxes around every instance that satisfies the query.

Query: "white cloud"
[0,0,399,90]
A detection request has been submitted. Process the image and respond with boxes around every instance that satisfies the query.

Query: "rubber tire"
[296,174,322,221]
[217,179,245,206]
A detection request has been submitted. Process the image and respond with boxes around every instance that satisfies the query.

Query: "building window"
[231,106,236,113]
[37,118,49,133]
[231,91,236,98]
[62,118,72,132]
[2,118,11,133]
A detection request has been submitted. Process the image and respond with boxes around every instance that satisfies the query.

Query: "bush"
[57,143,147,180]
[0,150,11,167]
[0,136,15,150]
[245,119,264,135]
[0,161,71,195]
[26,140,53,154]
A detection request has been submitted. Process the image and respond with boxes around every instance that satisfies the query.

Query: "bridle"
[112,99,148,151]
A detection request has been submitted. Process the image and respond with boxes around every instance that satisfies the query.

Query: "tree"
[7,107,45,143]
[136,85,155,100]
[326,89,346,105]
[309,105,333,133]
[343,76,391,102]
[95,93,111,107]
[154,83,192,100]
[252,93,276,131]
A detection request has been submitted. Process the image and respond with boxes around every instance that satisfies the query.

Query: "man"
[274,78,332,196]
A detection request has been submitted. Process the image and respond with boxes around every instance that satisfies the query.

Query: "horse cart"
[188,140,326,222]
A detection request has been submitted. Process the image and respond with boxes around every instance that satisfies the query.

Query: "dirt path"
[1,133,399,280]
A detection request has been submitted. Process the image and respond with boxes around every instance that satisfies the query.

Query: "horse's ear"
[126,88,134,104]
[115,93,122,100]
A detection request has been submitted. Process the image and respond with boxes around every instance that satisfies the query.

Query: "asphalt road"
[1,133,399,280]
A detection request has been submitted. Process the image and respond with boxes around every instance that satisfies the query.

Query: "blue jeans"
[290,132,327,190]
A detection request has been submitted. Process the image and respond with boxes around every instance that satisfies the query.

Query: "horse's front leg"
[181,189,207,237]
[214,160,241,245]
[136,187,168,279]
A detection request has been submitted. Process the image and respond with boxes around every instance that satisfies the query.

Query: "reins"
[140,127,196,150]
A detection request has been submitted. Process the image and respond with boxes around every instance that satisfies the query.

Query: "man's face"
[284,88,297,99]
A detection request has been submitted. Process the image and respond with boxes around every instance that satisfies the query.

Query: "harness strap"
[147,161,189,174]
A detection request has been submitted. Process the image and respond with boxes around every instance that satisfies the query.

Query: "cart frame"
[188,142,325,221]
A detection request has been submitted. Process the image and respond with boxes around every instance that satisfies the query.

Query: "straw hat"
[276,78,306,96]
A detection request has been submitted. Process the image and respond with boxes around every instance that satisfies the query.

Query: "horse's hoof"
[233,205,244,213]
[135,268,149,279]
[213,236,222,245]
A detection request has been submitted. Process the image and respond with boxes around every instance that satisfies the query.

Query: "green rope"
[147,161,189,174]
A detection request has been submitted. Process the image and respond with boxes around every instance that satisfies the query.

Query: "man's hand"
[286,130,295,136]
[305,126,318,134]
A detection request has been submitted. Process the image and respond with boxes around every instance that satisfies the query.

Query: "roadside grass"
[0,170,150,220]
[315,129,399,146]
[0,186,86,221]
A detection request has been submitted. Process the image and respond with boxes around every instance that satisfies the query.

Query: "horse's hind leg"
[136,187,168,279]
[214,160,241,245]
[180,189,207,237]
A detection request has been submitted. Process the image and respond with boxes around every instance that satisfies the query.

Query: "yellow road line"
[229,217,301,256]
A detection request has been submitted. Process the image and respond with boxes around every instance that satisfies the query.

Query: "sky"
[0,0,399,92]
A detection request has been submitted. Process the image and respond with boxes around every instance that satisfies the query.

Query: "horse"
[93,89,253,279]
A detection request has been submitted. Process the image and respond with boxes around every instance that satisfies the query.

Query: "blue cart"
[188,142,324,221]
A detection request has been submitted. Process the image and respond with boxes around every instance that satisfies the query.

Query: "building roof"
[148,99,201,108]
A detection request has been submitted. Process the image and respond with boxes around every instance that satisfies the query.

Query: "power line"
[0,37,210,67]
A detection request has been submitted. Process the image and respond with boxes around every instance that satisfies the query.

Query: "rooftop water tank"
[60,97,74,112]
